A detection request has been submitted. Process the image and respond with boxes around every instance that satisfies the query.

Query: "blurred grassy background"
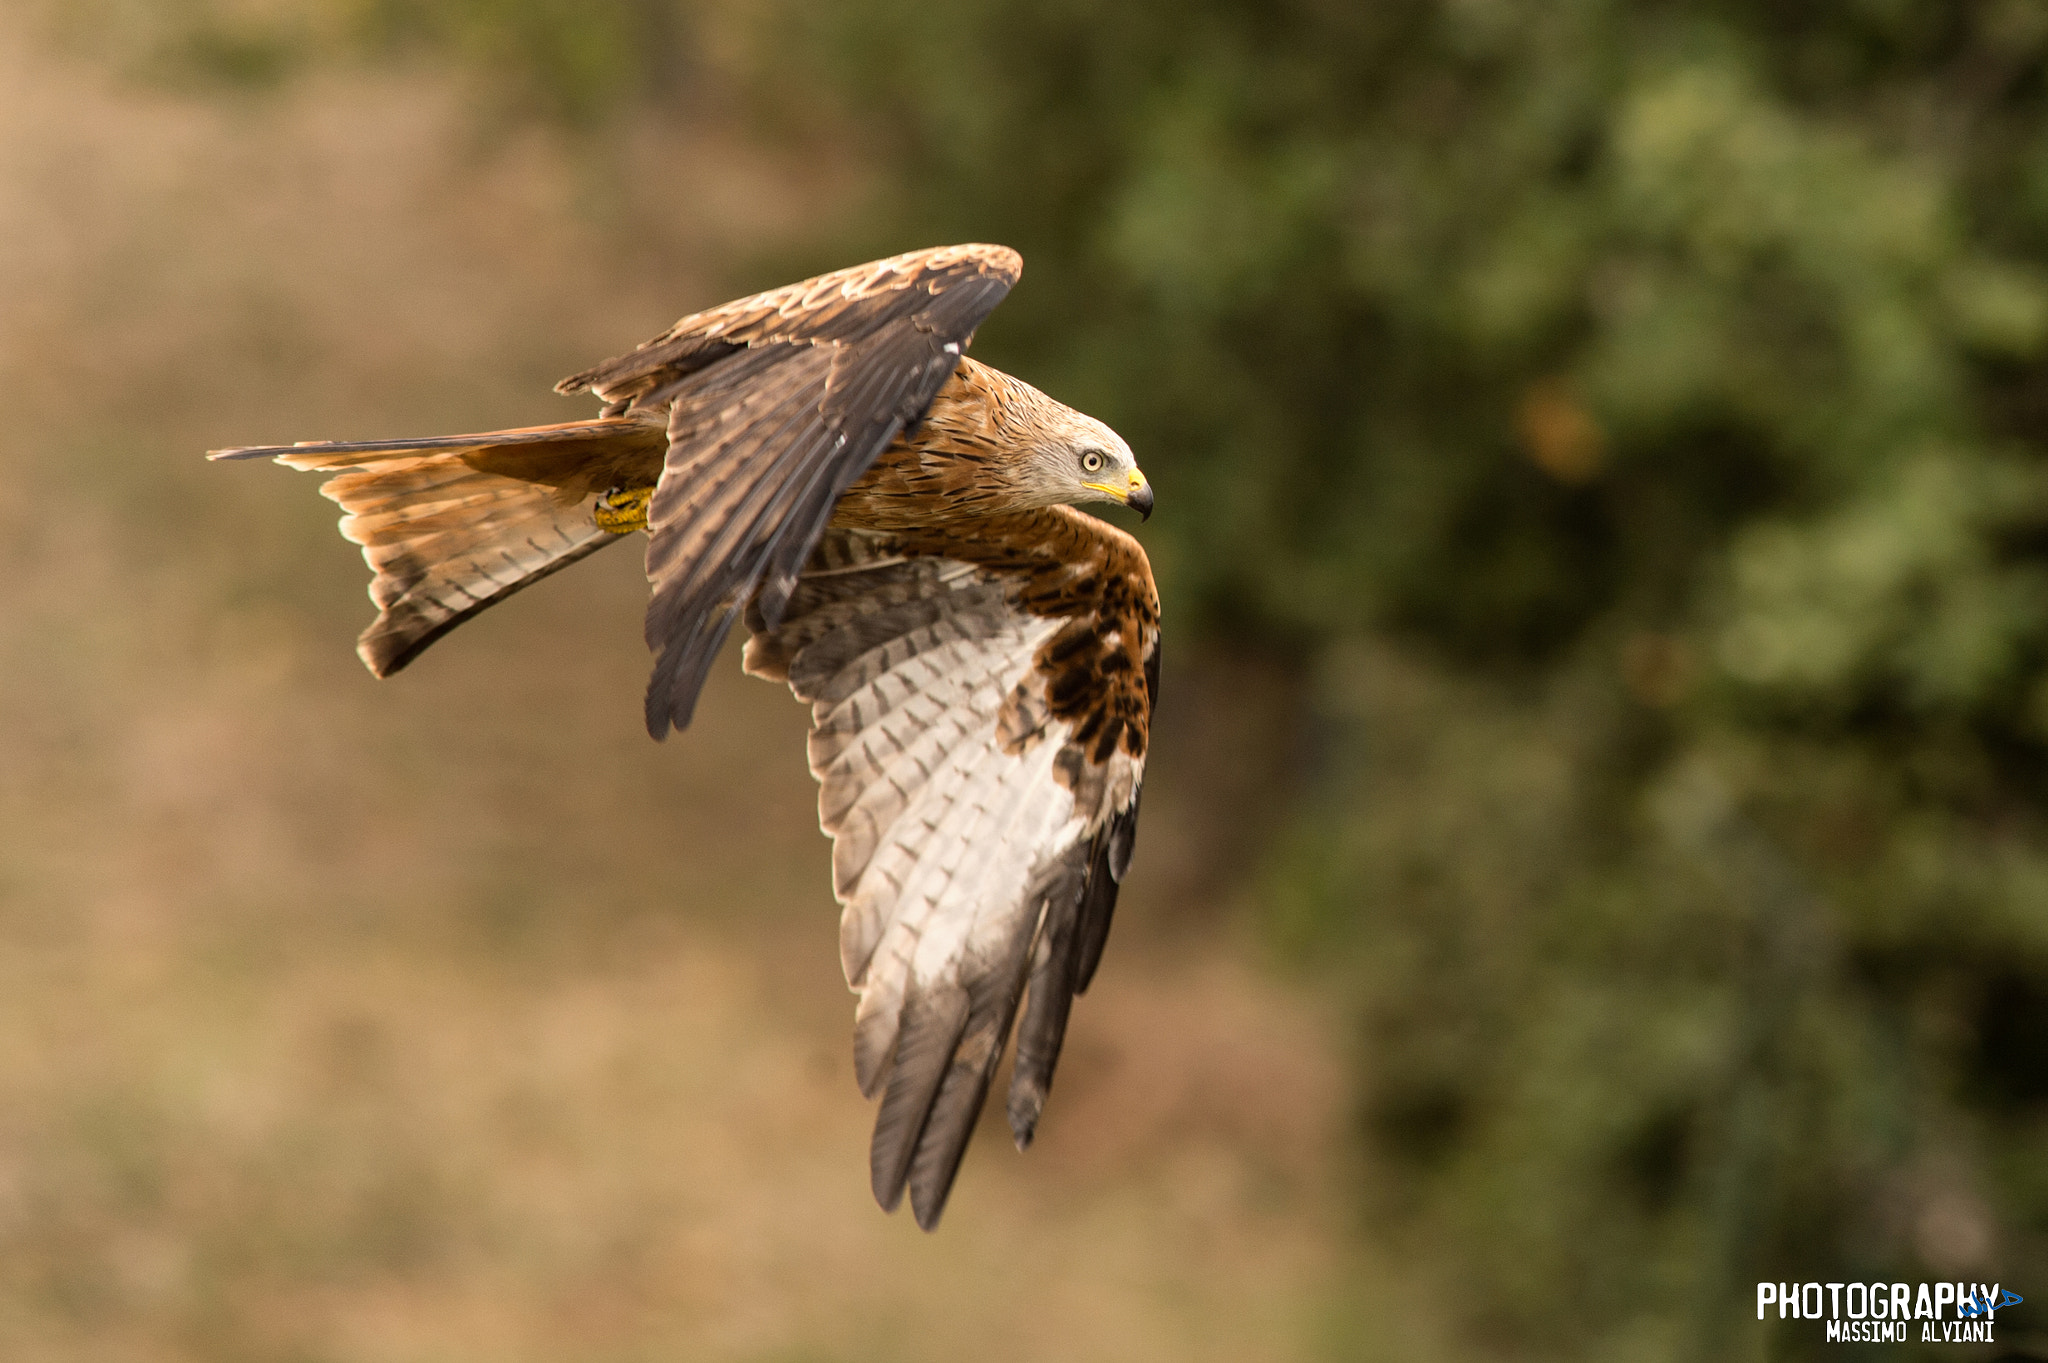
[6,1,2048,1360]
[0,11,1345,1362]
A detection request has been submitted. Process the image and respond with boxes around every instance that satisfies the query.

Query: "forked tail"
[210,416,666,676]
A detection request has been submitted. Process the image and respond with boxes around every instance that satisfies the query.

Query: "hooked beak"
[1085,468,1154,521]
[1126,469,1153,520]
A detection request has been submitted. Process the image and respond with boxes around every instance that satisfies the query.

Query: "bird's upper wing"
[558,244,1023,737]
[742,510,1159,1230]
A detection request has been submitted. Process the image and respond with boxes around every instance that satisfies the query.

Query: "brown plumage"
[209,244,1159,1230]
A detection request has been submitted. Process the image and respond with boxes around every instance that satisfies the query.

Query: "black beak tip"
[1128,485,1154,521]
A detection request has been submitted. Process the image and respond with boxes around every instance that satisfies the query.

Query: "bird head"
[1039,413,1152,521]
[917,358,1154,521]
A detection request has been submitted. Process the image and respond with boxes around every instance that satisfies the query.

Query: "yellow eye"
[1080,450,1104,473]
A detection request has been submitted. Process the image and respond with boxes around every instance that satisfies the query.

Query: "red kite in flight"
[211,245,1159,1229]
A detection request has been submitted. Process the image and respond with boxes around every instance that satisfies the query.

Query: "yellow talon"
[594,484,655,534]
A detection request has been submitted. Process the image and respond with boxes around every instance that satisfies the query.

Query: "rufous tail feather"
[207,416,666,676]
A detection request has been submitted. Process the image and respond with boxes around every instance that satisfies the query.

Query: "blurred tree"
[761,4,2048,1358]
[112,0,2048,1356]
[54,0,698,123]
[347,0,694,124]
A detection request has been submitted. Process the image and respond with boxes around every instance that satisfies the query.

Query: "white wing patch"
[821,616,1073,1076]
[742,529,1144,1230]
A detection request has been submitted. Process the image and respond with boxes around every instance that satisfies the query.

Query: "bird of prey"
[209,244,1158,1230]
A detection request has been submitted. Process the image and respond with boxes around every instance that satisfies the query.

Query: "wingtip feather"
[868,988,970,1214]
[1007,1080,1046,1151]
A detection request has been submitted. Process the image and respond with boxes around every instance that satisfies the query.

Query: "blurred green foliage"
[120,0,2048,1355]
[56,0,692,121]
[347,0,692,122]
[767,9,2048,1357]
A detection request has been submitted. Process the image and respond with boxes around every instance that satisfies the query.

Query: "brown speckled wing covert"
[559,244,1023,738]
[743,510,1159,1229]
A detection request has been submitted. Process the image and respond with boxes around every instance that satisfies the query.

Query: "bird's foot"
[594,484,655,534]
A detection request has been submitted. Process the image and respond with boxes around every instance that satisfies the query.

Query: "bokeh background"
[4,2,2048,1359]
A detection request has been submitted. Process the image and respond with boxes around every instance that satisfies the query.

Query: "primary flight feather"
[209,244,1159,1230]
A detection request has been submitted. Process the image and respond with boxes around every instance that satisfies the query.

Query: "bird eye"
[1080,450,1105,473]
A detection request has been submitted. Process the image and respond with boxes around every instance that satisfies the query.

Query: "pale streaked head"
[1026,409,1153,521]
[920,357,1155,521]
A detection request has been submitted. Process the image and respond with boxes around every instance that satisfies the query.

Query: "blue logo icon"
[1959,1289,2023,1320]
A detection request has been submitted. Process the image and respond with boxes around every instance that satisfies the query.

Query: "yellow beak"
[1083,468,1153,521]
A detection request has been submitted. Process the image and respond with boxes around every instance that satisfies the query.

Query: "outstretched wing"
[742,510,1160,1230]
[559,244,1023,738]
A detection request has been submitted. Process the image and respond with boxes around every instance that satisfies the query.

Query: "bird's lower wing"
[743,512,1158,1230]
